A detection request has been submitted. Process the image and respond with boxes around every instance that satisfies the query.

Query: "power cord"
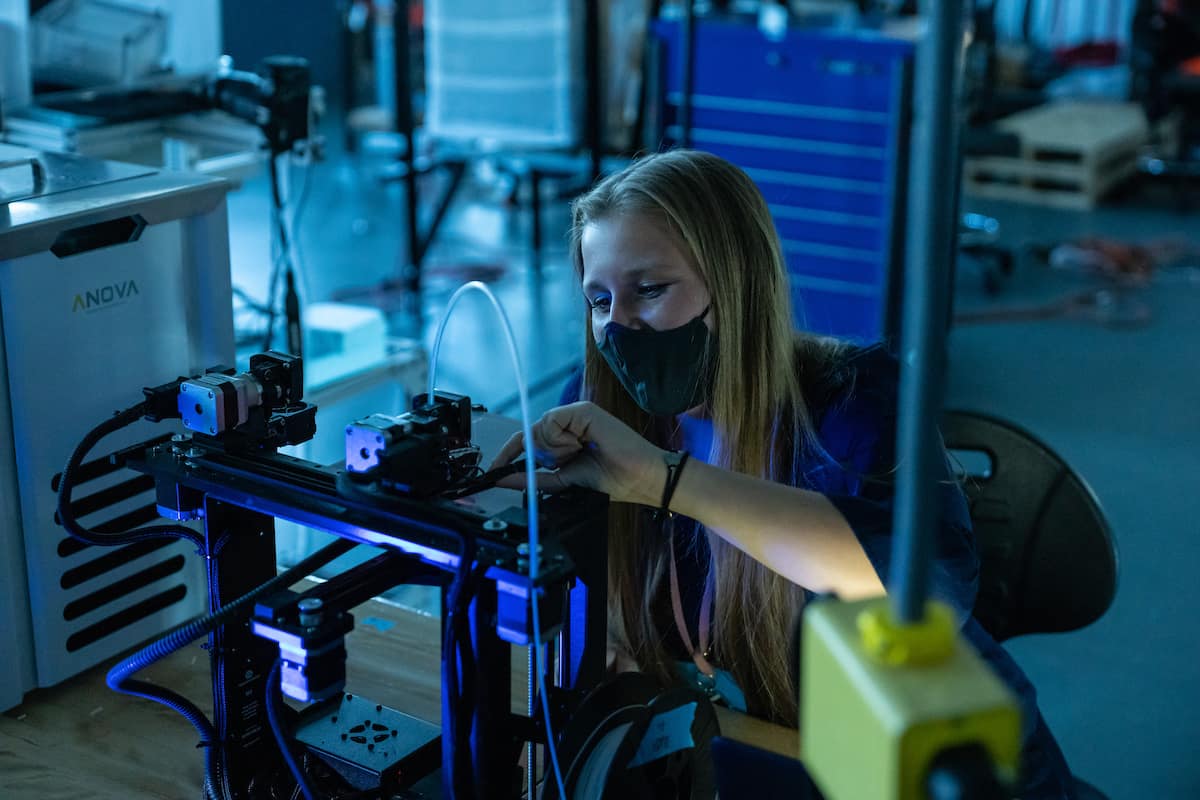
[56,401,205,549]
[263,153,305,356]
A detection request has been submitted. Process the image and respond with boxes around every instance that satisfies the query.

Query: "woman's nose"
[608,297,645,330]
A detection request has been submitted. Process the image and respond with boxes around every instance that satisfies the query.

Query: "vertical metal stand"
[882,58,915,346]
[530,168,544,272]
[584,0,604,183]
[340,0,364,153]
[394,0,421,295]
[891,0,966,623]
[679,1,695,148]
[204,499,282,792]
[466,581,513,799]
[526,642,537,800]
[557,518,608,691]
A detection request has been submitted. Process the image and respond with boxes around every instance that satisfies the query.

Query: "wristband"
[653,450,691,523]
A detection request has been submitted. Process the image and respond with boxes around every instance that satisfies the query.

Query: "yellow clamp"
[856,599,957,667]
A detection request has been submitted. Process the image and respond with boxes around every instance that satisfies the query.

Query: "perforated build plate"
[295,692,441,790]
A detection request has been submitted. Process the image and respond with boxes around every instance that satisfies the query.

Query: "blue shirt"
[560,347,1074,798]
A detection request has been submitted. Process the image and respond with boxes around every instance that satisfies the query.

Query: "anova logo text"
[72,280,140,313]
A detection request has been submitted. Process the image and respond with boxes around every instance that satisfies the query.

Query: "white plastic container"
[30,0,168,87]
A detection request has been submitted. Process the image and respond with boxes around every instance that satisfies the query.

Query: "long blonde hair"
[570,149,846,726]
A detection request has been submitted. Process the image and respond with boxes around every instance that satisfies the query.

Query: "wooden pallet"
[964,101,1149,210]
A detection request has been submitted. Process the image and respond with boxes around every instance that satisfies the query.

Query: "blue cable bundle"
[106,538,355,799]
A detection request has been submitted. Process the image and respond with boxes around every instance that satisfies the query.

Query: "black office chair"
[942,409,1118,800]
[942,410,1118,641]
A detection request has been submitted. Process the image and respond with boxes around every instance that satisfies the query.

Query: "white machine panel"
[0,145,234,699]
[0,295,36,710]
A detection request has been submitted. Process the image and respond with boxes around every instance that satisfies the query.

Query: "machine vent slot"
[51,433,174,492]
[57,504,164,557]
[54,475,155,523]
[50,214,147,258]
[58,536,90,559]
[63,555,187,621]
[65,584,188,652]
[60,538,174,590]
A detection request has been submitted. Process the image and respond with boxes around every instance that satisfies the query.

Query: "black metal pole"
[679,0,695,148]
[394,0,421,293]
[891,0,965,623]
[340,1,359,153]
[206,501,282,791]
[584,0,603,181]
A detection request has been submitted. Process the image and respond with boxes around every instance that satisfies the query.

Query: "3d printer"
[53,348,665,799]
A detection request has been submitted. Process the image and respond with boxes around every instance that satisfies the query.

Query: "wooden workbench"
[0,593,797,799]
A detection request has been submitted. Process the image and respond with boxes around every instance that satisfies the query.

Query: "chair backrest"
[942,410,1118,642]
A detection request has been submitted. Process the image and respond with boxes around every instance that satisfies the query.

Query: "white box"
[0,146,233,704]
[303,301,389,391]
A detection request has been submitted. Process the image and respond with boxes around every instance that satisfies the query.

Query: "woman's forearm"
[665,458,886,599]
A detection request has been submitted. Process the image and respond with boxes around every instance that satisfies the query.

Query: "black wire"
[290,152,314,236]
[107,537,356,800]
[438,461,527,499]
[233,285,274,315]
[263,154,294,351]
[57,403,205,549]
[269,153,292,264]
[264,152,306,357]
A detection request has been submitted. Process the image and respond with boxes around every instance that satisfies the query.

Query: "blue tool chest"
[651,17,914,343]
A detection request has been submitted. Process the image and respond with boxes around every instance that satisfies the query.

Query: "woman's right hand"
[490,401,666,506]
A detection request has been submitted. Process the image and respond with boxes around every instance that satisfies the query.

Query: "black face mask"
[597,306,715,416]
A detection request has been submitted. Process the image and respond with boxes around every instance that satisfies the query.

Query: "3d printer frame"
[120,415,609,799]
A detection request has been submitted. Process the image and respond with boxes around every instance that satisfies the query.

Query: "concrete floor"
[225,144,1200,799]
[947,191,1200,800]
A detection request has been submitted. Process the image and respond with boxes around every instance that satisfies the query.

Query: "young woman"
[493,149,1074,798]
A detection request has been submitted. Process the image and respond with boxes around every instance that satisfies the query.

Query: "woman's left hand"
[489,401,665,505]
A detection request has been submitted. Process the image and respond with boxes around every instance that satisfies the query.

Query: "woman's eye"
[637,283,668,299]
[589,296,612,312]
